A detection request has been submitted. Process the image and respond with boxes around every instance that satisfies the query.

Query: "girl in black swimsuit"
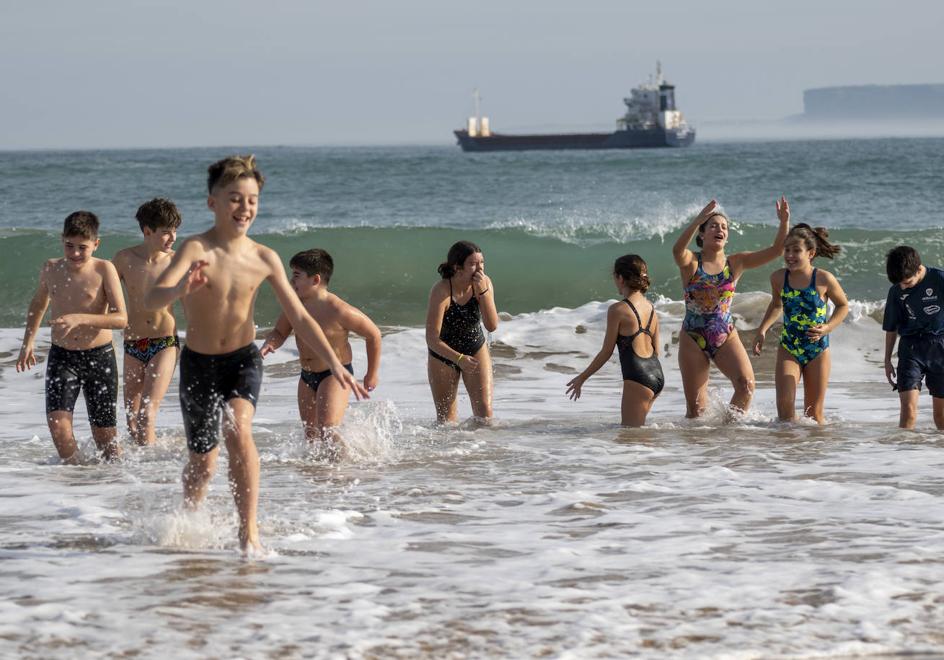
[566,255,664,427]
[426,241,500,423]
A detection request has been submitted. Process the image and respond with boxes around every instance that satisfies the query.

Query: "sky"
[1,0,942,149]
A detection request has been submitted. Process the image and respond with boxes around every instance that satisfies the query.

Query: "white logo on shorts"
[924,305,941,315]
[928,288,935,297]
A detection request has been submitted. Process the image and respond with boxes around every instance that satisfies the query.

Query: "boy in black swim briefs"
[17,211,128,463]
[883,246,944,429]
[261,249,381,459]
[144,155,368,554]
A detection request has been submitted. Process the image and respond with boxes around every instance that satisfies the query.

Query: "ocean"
[2,139,944,658]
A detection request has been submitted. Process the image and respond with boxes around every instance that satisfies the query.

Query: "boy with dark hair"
[17,211,128,463]
[145,155,368,554]
[262,248,382,459]
[113,198,183,446]
[883,245,944,429]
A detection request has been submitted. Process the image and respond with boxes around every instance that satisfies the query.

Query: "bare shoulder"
[770,268,786,284]
[254,242,283,270]
[177,234,209,258]
[429,279,450,299]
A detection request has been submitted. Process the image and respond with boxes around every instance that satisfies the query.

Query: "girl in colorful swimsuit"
[752,224,848,423]
[672,198,790,417]
[426,241,499,423]
[566,255,664,426]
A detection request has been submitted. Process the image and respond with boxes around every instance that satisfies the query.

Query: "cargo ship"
[454,63,695,152]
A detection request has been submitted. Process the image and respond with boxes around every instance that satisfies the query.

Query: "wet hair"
[62,211,100,240]
[785,223,841,260]
[207,154,265,193]
[886,245,922,284]
[438,240,481,279]
[290,248,334,283]
[695,212,727,248]
[613,254,650,294]
[136,198,182,232]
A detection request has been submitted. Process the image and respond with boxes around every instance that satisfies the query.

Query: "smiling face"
[208,177,260,236]
[783,237,815,272]
[698,214,728,250]
[61,234,99,268]
[143,226,177,253]
[290,267,320,298]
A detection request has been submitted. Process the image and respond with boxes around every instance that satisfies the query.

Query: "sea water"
[1,140,944,658]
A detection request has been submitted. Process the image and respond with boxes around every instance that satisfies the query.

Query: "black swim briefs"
[179,343,263,454]
[45,343,119,428]
[300,363,354,392]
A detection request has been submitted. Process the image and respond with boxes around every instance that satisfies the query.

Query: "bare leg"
[774,346,800,421]
[461,346,494,420]
[297,378,319,443]
[713,330,755,413]
[678,332,710,418]
[47,411,80,464]
[428,356,461,423]
[621,380,656,427]
[221,398,261,553]
[91,425,121,461]
[183,447,220,509]
[123,355,146,443]
[899,389,919,429]
[801,348,831,424]
[933,396,944,430]
[316,373,352,459]
[135,348,178,445]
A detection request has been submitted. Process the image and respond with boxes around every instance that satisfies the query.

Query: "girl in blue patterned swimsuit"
[753,224,849,423]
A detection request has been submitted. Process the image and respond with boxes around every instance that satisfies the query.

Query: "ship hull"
[454,127,695,152]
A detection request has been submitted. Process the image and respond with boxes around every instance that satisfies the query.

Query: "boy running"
[883,246,944,429]
[17,211,128,463]
[262,249,381,458]
[145,155,367,553]
[113,198,182,445]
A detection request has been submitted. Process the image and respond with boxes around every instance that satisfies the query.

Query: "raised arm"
[260,312,293,357]
[473,272,499,332]
[144,239,208,310]
[340,303,382,391]
[17,265,51,372]
[752,271,784,356]
[806,271,849,341]
[673,200,720,268]
[50,261,128,336]
[731,196,791,272]
[566,303,623,400]
[263,248,368,399]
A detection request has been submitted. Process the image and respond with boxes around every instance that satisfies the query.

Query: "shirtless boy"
[16,211,128,463]
[145,155,368,553]
[262,249,381,458]
[113,198,182,445]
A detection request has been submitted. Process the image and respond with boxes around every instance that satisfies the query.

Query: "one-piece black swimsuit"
[616,299,665,396]
[429,279,486,371]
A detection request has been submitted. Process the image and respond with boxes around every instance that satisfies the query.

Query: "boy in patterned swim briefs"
[113,198,183,446]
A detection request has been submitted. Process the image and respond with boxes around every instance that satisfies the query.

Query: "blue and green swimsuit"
[780,268,829,367]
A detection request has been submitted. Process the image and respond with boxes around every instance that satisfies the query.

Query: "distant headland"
[802,84,944,120]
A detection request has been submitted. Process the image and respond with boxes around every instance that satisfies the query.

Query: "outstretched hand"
[776,196,791,225]
[16,345,36,372]
[334,365,370,400]
[752,332,765,356]
[696,199,719,223]
[565,375,586,400]
[884,359,897,389]
[180,260,209,296]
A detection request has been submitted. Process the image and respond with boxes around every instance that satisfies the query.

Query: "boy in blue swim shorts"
[883,246,944,429]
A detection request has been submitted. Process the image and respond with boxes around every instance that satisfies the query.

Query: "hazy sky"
[2,0,942,149]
